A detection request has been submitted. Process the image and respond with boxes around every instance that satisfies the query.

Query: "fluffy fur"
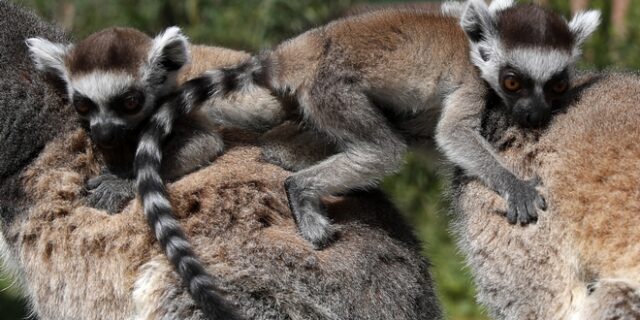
[27,27,240,318]
[0,2,441,319]
[134,1,601,250]
[451,72,640,319]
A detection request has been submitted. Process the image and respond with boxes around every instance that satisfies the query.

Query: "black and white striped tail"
[133,56,269,319]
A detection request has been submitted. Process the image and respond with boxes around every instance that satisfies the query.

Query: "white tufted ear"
[461,0,498,44]
[26,37,71,82]
[143,26,190,89]
[569,10,601,47]
[488,0,515,13]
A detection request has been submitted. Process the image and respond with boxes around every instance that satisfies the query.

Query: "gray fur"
[27,26,235,318]
[0,2,441,319]
[138,0,598,248]
[451,72,640,319]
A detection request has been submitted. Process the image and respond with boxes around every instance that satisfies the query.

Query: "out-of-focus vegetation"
[2,0,636,319]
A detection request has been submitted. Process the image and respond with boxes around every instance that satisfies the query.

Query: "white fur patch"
[147,27,190,67]
[142,26,190,89]
[137,137,162,160]
[506,47,574,82]
[142,192,172,212]
[26,38,71,79]
[569,10,601,48]
[441,1,466,17]
[70,71,135,105]
[132,257,172,320]
[488,0,514,13]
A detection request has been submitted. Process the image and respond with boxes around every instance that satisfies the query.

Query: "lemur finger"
[517,203,530,225]
[536,194,547,211]
[506,205,518,224]
[525,200,538,223]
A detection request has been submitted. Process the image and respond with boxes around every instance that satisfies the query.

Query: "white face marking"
[69,71,135,105]
[506,47,574,82]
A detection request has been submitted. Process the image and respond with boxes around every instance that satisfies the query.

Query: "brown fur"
[271,10,471,94]
[3,129,440,319]
[497,4,574,51]
[2,41,441,319]
[452,73,640,319]
[179,45,250,83]
[66,27,152,76]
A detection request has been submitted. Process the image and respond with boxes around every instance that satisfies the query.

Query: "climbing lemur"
[133,0,600,248]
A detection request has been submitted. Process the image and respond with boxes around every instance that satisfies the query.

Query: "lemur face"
[461,0,600,128]
[27,26,189,148]
[70,74,148,148]
[495,61,570,128]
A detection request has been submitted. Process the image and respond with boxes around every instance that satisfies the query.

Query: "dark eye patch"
[72,94,97,116]
[544,69,570,95]
[110,88,145,115]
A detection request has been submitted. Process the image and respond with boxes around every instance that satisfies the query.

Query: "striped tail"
[133,75,240,319]
[134,55,273,318]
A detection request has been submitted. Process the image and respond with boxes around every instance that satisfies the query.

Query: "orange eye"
[74,100,91,115]
[552,80,569,94]
[503,76,521,92]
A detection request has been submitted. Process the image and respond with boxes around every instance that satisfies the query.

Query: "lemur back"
[27,28,242,319]
[135,0,600,249]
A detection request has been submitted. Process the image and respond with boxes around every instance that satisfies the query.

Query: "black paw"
[504,177,546,225]
[85,173,135,214]
[285,177,337,249]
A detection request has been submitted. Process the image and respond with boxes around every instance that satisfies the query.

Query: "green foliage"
[3,0,639,319]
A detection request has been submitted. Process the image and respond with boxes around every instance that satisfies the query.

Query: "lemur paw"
[504,177,546,225]
[284,177,337,249]
[85,173,135,214]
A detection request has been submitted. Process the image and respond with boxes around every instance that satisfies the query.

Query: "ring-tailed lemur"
[134,0,600,249]
[27,27,241,319]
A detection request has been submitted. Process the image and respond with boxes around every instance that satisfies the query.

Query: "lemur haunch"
[27,28,240,319]
[135,0,600,248]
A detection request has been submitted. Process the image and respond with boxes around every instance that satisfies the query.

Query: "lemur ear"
[488,0,515,13]
[460,0,498,44]
[26,37,71,82]
[147,26,189,75]
[568,10,601,47]
[26,38,72,99]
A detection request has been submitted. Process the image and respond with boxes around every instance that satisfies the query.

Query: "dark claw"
[503,177,546,226]
[85,174,135,214]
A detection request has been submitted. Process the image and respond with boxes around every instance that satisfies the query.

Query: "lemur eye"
[122,93,144,114]
[552,80,569,94]
[73,98,93,115]
[503,76,522,92]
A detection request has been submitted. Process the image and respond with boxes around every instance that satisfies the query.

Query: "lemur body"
[27,28,241,319]
[136,0,600,248]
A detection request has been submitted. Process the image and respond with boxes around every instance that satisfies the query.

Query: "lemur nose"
[526,109,551,128]
[92,126,117,148]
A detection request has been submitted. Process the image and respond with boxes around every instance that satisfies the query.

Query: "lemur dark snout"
[514,95,552,128]
[90,123,123,148]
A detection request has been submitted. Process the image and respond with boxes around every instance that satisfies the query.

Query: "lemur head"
[26,27,189,148]
[461,0,600,128]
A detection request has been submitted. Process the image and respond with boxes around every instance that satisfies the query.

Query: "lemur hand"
[503,177,546,225]
[85,173,135,214]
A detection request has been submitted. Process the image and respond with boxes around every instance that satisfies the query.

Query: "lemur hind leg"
[161,111,224,181]
[259,121,338,172]
[286,82,407,249]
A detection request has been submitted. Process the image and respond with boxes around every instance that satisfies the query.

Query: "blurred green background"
[2,0,636,319]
